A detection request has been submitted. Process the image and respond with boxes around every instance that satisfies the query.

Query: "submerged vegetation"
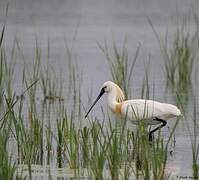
[0,12,198,180]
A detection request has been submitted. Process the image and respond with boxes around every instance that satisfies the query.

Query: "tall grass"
[182,98,199,178]
[0,14,197,180]
[0,23,17,179]
[88,120,107,179]
[149,15,199,179]
[141,57,151,99]
[64,40,82,120]
[0,129,16,180]
[98,39,139,99]
[148,17,197,102]
[191,101,199,178]
[40,58,63,102]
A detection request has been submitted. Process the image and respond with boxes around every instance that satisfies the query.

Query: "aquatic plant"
[191,101,199,178]
[141,57,151,99]
[88,120,107,179]
[0,13,196,179]
[182,98,199,178]
[40,65,63,102]
[0,130,16,180]
[98,39,139,99]
[148,16,196,103]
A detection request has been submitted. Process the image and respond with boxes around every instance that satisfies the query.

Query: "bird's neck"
[107,91,120,111]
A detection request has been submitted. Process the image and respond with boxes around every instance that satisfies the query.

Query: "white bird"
[85,81,181,140]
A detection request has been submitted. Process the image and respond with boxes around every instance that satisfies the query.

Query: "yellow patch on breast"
[116,86,125,102]
[112,103,122,116]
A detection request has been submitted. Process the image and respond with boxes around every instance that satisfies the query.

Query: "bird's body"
[85,81,181,140]
[110,99,181,125]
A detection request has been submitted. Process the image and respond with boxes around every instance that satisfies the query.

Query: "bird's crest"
[115,85,125,102]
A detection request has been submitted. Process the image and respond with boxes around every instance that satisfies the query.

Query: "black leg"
[149,118,167,141]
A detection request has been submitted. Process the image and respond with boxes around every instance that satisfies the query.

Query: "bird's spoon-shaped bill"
[85,88,105,118]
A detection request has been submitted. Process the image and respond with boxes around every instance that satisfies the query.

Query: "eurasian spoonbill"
[85,81,181,140]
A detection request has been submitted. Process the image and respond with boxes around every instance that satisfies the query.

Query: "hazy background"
[0,0,198,96]
[0,0,199,177]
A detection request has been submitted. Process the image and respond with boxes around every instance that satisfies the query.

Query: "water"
[1,0,199,179]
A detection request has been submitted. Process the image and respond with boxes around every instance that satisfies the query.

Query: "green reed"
[0,80,16,180]
[45,121,52,165]
[191,100,199,178]
[41,66,63,101]
[12,108,43,178]
[64,40,82,120]
[0,51,4,110]
[24,40,40,109]
[141,57,151,99]
[0,19,191,180]
[82,101,178,180]
[121,129,135,179]
[182,98,199,178]
[88,120,107,179]
[129,122,177,180]
[56,111,69,168]
[148,17,196,101]
[98,39,139,99]
[56,111,80,171]
[80,126,90,168]
[0,24,5,48]
[0,129,16,180]
[105,114,127,180]
[66,120,80,170]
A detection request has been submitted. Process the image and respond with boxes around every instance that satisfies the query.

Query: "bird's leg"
[149,118,167,141]
[149,133,154,142]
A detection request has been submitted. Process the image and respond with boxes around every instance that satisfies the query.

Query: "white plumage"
[85,81,181,140]
[121,99,181,124]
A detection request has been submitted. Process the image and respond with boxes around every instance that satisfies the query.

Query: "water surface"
[1,0,199,179]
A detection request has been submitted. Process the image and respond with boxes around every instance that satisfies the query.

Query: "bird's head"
[101,81,115,93]
[84,81,125,118]
[102,81,125,102]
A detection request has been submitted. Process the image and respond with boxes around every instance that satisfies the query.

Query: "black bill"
[84,88,105,118]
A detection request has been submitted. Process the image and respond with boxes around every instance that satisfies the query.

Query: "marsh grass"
[80,104,179,179]
[148,17,197,103]
[0,41,181,180]
[64,40,82,120]
[0,69,16,180]
[0,129,16,180]
[141,57,151,99]
[130,121,163,179]
[0,52,5,111]
[0,44,179,180]
[40,65,63,102]
[88,120,107,179]
[98,40,139,99]
[106,116,126,180]
[56,112,80,170]
[181,98,199,178]
[191,101,199,178]
[0,17,195,180]
[45,121,52,165]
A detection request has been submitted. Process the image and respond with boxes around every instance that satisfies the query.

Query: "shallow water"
[1,0,199,179]
[16,162,180,179]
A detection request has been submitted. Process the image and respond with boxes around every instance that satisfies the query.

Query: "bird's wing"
[121,99,165,121]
